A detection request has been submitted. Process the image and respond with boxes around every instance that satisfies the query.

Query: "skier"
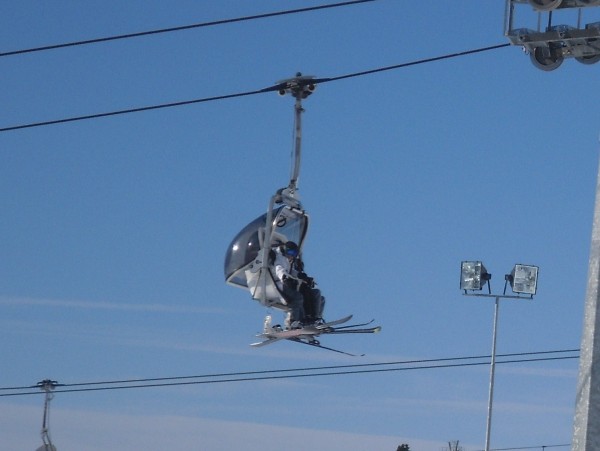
[294,255,325,326]
[273,241,325,329]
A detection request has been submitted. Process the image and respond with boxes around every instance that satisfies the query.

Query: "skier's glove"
[283,276,298,290]
[298,272,314,288]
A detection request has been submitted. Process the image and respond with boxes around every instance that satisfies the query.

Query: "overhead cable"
[0,348,578,397]
[0,0,378,58]
[319,43,510,83]
[0,43,510,133]
[476,444,571,451]
[0,88,265,133]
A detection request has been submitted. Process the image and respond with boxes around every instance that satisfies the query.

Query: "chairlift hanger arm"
[38,380,59,450]
[275,73,317,196]
[258,73,316,283]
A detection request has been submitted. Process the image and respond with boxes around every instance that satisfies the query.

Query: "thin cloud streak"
[0,295,228,314]
[0,403,454,451]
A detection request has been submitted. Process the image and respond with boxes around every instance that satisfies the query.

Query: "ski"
[320,319,375,331]
[315,314,353,328]
[255,314,353,341]
[289,338,365,357]
[250,336,286,347]
[250,314,381,354]
[325,325,382,334]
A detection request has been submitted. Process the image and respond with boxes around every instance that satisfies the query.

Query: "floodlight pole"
[463,291,529,451]
[486,295,500,451]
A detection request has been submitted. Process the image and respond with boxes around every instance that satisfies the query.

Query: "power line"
[0,348,577,391]
[0,43,510,133]
[475,444,571,451]
[1,348,577,391]
[0,0,379,58]
[0,349,578,397]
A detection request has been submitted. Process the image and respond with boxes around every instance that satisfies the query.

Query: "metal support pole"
[461,274,535,451]
[37,380,58,451]
[572,149,600,450]
[41,390,54,448]
[289,96,303,194]
[485,296,500,451]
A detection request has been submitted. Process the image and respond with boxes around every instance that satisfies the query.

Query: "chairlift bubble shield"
[224,205,308,289]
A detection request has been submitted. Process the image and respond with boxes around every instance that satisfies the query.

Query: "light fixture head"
[460,261,491,291]
[508,264,539,295]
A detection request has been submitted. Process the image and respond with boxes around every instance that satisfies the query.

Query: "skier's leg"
[282,286,304,328]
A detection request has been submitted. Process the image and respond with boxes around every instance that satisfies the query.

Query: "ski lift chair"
[224,204,309,311]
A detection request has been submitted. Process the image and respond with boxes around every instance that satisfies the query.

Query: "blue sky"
[1,1,600,450]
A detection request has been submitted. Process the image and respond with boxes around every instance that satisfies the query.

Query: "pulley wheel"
[527,0,563,10]
[530,47,564,71]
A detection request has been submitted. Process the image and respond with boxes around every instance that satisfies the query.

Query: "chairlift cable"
[0,43,510,133]
[316,43,510,83]
[0,0,379,58]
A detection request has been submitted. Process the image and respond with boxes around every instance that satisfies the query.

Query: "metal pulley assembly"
[505,0,600,70]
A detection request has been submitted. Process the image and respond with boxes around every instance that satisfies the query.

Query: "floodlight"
[508,264,539,295]
[460,261,491,291]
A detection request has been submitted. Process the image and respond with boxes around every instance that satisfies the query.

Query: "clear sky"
[1,1,600,450]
